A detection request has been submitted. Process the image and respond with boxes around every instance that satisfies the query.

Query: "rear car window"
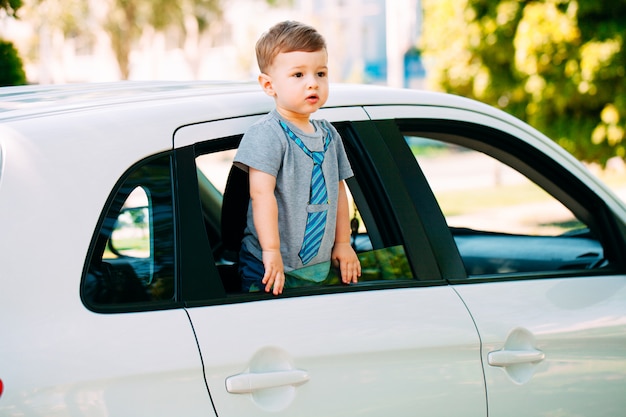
[82,154,176,312]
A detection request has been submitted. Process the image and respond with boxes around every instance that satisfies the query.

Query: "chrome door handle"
[488,349,545,367]
[226,369,310,394]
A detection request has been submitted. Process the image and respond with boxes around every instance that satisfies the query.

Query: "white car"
[1,81,625,417]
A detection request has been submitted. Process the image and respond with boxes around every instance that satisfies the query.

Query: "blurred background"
[0,0,625,169]
[2,0,423,86]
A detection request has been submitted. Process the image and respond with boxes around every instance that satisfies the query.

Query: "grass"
[435,182,552,216]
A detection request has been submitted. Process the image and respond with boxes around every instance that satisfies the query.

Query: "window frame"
[174,118,448,307]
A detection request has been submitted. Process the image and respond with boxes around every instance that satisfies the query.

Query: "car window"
[403,133,609,277]
[194,133,414,295]
[408,137,585,236]
[82,154,176,311]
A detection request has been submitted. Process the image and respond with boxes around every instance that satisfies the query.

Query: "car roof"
[0,81,259,118]
[0,80,501,122]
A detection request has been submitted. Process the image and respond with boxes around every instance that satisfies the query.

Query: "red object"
[0,378,3,397]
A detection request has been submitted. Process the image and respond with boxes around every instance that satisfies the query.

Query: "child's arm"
[332,180,361,284]
[249,167,285,295]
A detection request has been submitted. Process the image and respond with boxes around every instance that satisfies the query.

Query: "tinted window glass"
[408,137,586,236]
[83,155,176,310]
[404,135,608,276]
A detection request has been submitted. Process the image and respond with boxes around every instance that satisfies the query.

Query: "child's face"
[259,49,329,122]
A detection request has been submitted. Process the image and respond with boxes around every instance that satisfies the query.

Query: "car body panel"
[187,288,486,417]
[453,276,626,417]
[0,308,213,416]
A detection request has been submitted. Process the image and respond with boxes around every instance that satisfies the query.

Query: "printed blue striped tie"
[279,120,331,264]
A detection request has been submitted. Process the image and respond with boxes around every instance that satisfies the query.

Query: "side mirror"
[108,206,150,259]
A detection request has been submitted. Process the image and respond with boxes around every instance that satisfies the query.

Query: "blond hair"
[255,21,326,73]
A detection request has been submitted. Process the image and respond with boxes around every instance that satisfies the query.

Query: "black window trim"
[174,144,227,305]
[368,119,467,280]
[345,120,447,282]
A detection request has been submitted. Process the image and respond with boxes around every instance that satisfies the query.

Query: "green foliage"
[0,0,26,86]
[421,0,626,165]
[265,0,293,6]
[0,39,27,86]
[0,0,22,16]
[149,0,222,35]
[273,246,413,292]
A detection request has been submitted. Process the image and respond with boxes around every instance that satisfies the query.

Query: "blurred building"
[299,0,423,87]
[2,0,424,87]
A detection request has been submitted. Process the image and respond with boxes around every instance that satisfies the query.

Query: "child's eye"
[317,72,327,78]
[294,72,303,78]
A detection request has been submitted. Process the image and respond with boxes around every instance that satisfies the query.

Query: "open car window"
[193,129,417,296]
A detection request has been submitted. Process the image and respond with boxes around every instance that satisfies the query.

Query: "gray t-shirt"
[233,109,354,271]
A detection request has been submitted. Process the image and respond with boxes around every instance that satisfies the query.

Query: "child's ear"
[258,73,275,97]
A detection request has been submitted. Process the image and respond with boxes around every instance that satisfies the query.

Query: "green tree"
[0,0,26,86]
[421,0,626,165]
[0,0,22,16]
[0,39,27,85]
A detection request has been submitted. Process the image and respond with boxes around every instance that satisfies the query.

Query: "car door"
[173,108,488,417]
[365,104,626,417]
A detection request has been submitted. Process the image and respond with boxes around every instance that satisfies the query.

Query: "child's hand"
[331,242,361,284]
[262,249,285,295]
